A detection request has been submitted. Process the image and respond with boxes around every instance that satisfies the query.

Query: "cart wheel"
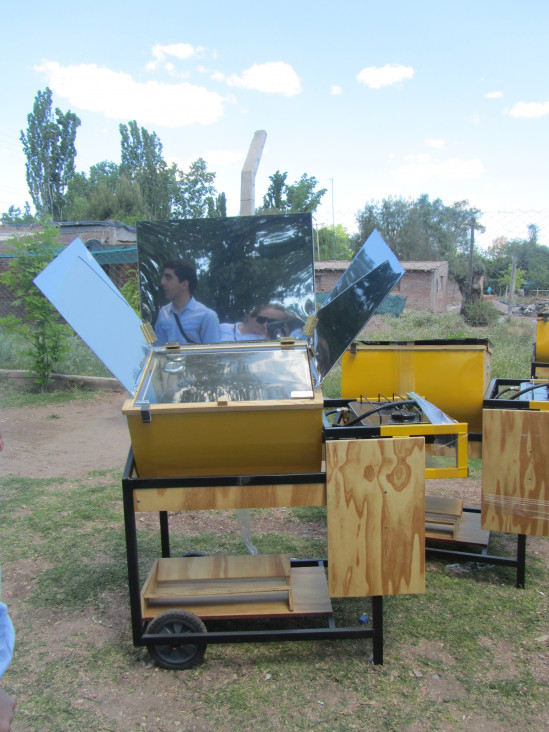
[180,552,208,557]
[146,611,207,670]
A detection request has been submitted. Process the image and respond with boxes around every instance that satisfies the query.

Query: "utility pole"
[467,218,475,306]
[331,178,336,259]
[240,130,267,216]
[508,252,517,316]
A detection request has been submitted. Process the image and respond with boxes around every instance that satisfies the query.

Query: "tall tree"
[259,171,327,214]
[261,171,288,211]
[119,121,173,219]
[316,224,353,260]
[172,158,218,218]
[20,88,81,221]
[206,192,227,218]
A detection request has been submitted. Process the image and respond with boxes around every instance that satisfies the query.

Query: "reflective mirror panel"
[323,229,402,306]
[313,231,404,383]
[33,238,149,393]
[136,344,314,405]
[136,214,315,346]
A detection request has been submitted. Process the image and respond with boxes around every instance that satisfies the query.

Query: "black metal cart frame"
[122,449,385,665]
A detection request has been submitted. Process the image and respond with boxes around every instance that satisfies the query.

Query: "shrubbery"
[463,299,500,326]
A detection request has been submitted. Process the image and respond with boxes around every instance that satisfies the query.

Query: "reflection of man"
[220,304,286,342]
[154,260,220,345]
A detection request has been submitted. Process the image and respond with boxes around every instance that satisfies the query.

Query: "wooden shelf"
[426,511,489,547]
[141,555,333,621]
[425,495,463,539]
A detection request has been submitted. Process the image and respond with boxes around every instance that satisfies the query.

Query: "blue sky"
[2,1,548,247]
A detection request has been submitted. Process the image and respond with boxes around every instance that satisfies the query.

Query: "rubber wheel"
[146,610,207,670]
[180,552,208,557]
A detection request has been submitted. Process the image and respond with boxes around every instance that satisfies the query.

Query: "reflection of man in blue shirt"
[154,260,220,345]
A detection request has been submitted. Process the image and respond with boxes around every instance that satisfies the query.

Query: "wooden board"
[426,511,489,546]
[134,483,326,512]
[155,554,290,582]
[326,437,425,598]
[141,564,332,620]
[425,495,463,538]
[482,409,549,538]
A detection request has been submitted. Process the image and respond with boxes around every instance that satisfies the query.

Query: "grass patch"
[0,330,110,377]
[1,464,548,730]
[0,374,98,408]
[365,312,536,379]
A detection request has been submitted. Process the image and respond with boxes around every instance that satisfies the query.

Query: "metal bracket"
[140,402,151,424]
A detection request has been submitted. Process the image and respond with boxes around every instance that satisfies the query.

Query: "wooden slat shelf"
[141,555,333,621]
[426,511,490,547]
[425,495,463,539]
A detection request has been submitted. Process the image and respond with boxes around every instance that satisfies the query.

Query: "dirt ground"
[0,390,130,479]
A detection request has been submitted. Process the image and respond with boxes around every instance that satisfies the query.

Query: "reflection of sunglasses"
[254,316,280,324]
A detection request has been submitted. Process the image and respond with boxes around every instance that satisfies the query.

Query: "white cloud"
[507,100,549,118]
[393,153,484,185]
[330,85,342,96]
[357,63,414,89]
[424,138,445,149]
[485,91,503,99]
[226,62,301,96]
[35,60,224,127]
[146,43,205,74]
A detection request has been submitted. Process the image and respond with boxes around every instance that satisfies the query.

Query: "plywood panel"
[482,409,549,538]
[134,483,326,511]
[327,437,425,597]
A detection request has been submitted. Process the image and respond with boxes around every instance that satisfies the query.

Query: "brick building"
[315,259,449,313]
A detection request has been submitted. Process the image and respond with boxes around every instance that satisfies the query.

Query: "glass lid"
[136,343,314,405]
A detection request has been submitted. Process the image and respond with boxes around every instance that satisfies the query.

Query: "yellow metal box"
[341,338,492,434]
[34,219,403,479]
[122,341,323,477]
[532,313,549,377]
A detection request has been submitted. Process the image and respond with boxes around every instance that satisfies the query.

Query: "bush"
[463,299,499,326]
[0,225,71,391]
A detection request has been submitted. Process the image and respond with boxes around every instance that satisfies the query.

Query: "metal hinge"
[141,322,156,345]
[302,314,319,338]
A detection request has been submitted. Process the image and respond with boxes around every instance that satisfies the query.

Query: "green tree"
[206,192,227,218]
[286,174,327,213]
[172,158,218,218]
[64,161,145,224]
[354,195,483,266]
[261,171,288,211]
[259,171,327,214]
[20,88,81,220]
[1,203,36,224]
[119,121,173,219]
[0,225,71,390]
[316,224,353,260]
[485,233,549,293]
[499,263,527,294]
